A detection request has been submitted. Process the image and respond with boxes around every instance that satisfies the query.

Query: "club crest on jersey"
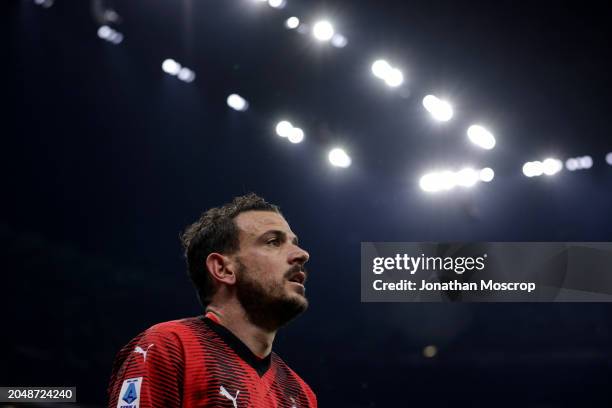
[117,377,142,408]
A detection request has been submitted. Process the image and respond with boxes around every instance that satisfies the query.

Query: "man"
[107,193,316,408]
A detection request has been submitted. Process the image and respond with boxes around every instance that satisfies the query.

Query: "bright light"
[479,167,495,182]
[162,59,181,75]
[97,25,112,39]
[565,158,579,171]
[419,173,441,192]
[566,155,593,171]
[456,168,478,187]
[523,161,543,178]
[419,167,494,193]
[438,171,457,190]
[384,68,404,87]
[422,95,453,122]
[267,0,286,8]
[312,20,334,42]
[542,158,562,176]
[109,32,123,44]
[97,25,123,44]
[371,60,392,79]
[607,152,612,166]
[371,60,404,87]
[579,155,593,169]
[288,127,304,143]
[275,121,293,137]
[467,125,496,150]
[285,16,300,29]
[331,34,348,48]
[227,94,248,112]
[328,148,351,168]
[178,67,196,83]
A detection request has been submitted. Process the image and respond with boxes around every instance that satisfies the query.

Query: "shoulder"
[113,317,206,366]
[136,316,206,342]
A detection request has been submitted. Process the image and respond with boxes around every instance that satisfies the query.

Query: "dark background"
[3,0,612,406]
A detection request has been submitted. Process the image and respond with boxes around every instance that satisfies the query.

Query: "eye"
[267,238,281,246]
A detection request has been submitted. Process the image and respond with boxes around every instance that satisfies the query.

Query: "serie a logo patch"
[117,377,143,408]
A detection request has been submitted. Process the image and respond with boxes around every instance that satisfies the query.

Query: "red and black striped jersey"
[107,313,317,408]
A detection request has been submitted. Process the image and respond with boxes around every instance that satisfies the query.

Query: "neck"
[205,302,276,358]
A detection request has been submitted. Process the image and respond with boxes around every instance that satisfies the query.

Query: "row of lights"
[97,25,124,45]
[566,155,592,171]
[284,18,348,48]
[371,60,404,88]
[522,158,563,177]
[85,2,612,185]
[422,153,611,193]
[419,167,494,193]
[275,120,305,144]
[161,59,196,83]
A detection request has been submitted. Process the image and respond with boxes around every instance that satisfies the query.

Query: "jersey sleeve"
[107,324,185,408]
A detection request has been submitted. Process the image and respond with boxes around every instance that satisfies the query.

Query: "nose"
[289,244,310,266]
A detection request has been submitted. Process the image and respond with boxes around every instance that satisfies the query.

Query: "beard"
[234,259,308,331]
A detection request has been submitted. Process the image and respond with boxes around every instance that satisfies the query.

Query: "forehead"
[234,211,293,239]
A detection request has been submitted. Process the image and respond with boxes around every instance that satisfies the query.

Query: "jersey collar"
[201,313,272,377]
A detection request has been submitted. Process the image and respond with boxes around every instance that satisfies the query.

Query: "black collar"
[201,316,272,377]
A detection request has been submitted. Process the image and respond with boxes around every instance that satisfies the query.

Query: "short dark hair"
[180,193,281,307]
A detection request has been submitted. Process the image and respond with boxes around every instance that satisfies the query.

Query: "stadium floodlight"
[384,68,404,87]
[565,158,579,171]
[328,148,351,168]
[285,16,300,29]
[97,25,123,44]
[479,167,495,182]
[331,34,348,48]
[97,25,112,39]
[438,171,457,190]
[419,173,442,193]
[523,161,543,177]
[162,59,182,75]
[371,60,404,87]
[275,120,293,137]
[312,20,334,42]
[467,125,496,150]
[108,31,123,44]
[227,94,249,112]
[267,0,286,8]
[178,67,196,83]
[371,60,392,80]
[456,168,479,187]
[288,127,305,143]
[422,95,453,122]
[579,155,593,169]
[542,158,562,175]
[420,167,492,193]
[606,152,612,166]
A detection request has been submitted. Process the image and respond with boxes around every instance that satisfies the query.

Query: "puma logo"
[220,385,240,408]
[133,344,154,362]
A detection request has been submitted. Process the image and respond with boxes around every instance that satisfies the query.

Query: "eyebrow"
[261,230,299,245]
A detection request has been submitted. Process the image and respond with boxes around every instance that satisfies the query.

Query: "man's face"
[231,210,310,330]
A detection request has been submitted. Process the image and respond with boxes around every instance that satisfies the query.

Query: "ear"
[206,252,237,286]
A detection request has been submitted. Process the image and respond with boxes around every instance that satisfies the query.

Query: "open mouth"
[288,271,306,286]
